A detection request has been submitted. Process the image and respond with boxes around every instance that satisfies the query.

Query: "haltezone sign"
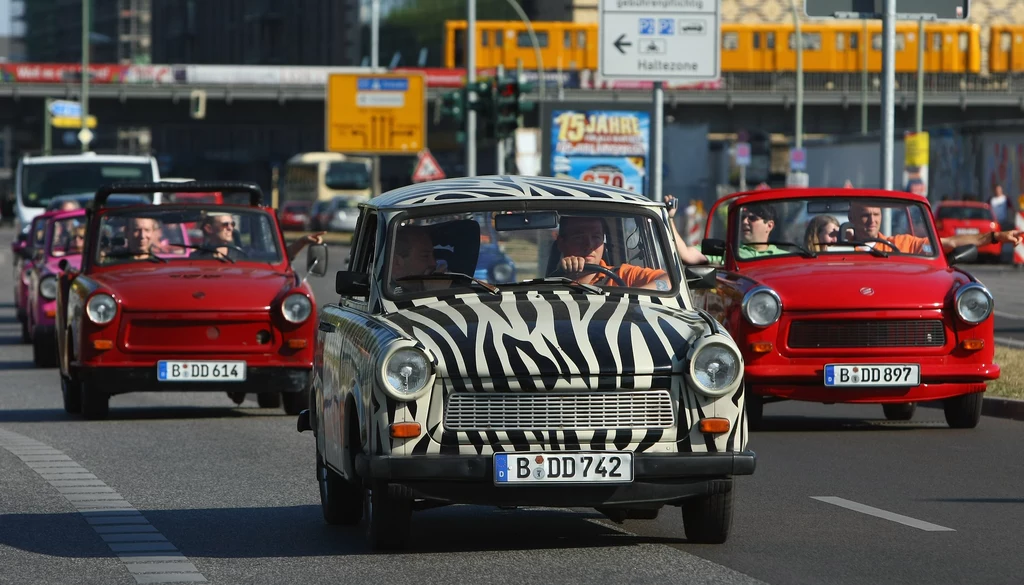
[598,0,721,81]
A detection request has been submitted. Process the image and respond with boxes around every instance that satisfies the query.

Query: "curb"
[920,396,1024,422]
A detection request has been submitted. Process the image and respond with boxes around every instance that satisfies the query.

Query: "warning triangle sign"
[412,149,446,183]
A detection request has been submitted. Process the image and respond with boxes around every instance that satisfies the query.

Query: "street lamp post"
[80,0,91,152]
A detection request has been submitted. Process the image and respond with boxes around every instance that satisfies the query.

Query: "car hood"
[97,266,294,311]
[383,295,707,384]
[741,261,958,311]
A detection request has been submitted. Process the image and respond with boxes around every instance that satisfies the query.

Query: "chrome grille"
[788,320,946,348]
[443,391,675,431]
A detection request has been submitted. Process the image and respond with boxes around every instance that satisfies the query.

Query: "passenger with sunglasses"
[189,212,324,261]
[736,203,786,259]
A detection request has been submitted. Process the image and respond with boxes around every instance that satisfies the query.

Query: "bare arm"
[665,195,708,265]
[939,229,1023,254]
[286,231,325,262]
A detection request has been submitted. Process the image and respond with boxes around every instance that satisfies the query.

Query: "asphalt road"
[961,264,1024,348]
[1,227,1022,585]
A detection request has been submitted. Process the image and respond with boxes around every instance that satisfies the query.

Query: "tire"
[745,387,764,432]
[79,380,110,420]
[282,390,306,416]
[317,450,362,525]
[61,376,81,414]
[943,392,984,429]
[682,480,734,544]
[257,392,281,408]
[32,329,57,368]
[882,403,916,421]
[364,481,413,551]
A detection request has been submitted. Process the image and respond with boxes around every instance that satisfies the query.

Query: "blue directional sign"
[357,78,410,91]
[49,100,82,119]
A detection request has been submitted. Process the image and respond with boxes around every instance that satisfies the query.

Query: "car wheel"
[79,380,110,420]
[317,449,362,525]
[61,376,82,414]
[681,479,733,544]
[257,393,281,408]
[282,390,306,416]
[745,387,764,431]
[32,328,56,368]
[943,392,983,429]
[363,481,413,551]
[882,403,916,421]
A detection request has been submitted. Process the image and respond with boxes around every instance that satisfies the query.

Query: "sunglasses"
[218,221,236,228]
[741,213,764,223]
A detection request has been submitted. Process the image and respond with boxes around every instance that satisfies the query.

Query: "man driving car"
[555,216,670,290]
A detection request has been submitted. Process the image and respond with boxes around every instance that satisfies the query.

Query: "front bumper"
[355,451,756,507]
[77,366,310,396]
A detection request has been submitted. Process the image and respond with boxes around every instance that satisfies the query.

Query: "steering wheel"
[552,263,627,287]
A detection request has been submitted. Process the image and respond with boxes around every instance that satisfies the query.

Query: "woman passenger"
[804,214,840,251]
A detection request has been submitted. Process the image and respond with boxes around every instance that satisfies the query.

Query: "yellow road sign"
[326,72,426,155]
[52,115,98,129]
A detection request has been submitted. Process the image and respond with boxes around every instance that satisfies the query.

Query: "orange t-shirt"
[881,234,931,254]
[594,259,668,287]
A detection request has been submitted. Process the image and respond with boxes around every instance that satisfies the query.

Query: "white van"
[14,152,161,234]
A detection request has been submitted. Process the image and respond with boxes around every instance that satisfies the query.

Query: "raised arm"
[665,195,709,265]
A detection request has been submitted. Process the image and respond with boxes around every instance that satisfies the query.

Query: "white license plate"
[824,364,920,387]
[157,361,247,382]
[954,227,980,235]
[494,452,633,485]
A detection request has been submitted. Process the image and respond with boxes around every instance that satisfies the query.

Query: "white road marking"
[811,496,955,532]
[0,428,209,584]
[993,310,1024,320]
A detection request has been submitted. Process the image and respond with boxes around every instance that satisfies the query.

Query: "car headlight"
[742,286,782,326]
[379,345,434,401]
[86,293,117,325]
[39,276,58,300]
[281,293,312,323]
[955,283,993,324]
[490,262,514,283]
[687,338,743,397]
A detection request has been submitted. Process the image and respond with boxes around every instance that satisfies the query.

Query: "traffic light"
[439,88,466,124]
[491,77,535,140]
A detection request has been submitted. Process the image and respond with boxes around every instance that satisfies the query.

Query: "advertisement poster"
[549,109,651,197]
[904,131,929,199]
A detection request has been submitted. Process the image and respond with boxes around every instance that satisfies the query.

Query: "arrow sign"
[614,34,632,55]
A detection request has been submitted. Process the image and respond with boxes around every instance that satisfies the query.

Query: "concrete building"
[21,0,151,64]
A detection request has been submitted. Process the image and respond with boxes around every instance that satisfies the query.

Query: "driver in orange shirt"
[848,201,1023,254]
[556,216,671,291]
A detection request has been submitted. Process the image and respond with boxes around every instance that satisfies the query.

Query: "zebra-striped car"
[297,176,756,550]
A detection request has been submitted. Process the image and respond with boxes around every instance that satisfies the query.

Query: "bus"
[280,152,375,206]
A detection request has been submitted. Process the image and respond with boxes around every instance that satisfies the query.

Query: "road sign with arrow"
[326,72,426,155]
[598,0,721,82]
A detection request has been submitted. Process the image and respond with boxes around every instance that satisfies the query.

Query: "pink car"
[27,209,86,366]
[13,214,51,343]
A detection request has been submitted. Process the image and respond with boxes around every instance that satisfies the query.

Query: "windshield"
[93,206,283,266]
[727,196,939,260]
[49,216,87,257]
[20,163,153,208]
[385,207,675,298]
[936,205,993,221]
[325,162,371,191]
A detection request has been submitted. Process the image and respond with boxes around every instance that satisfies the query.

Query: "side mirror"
[700,238,725,257]
[306,243,328,277]
[335,270,370,296]
[684,264,718,290]
[947,244,978,266]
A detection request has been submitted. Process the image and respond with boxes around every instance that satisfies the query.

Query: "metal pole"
[371,0,381,195]
[881,0,896,191]
[861,19,868,135]
[791,0,803,152]
[496,64,505,175]
[81,0,90,152]
[739,163,747,192]
[44,98,53,155]
[916,18,924,132]
[652,81,664,202]
[466,0,476,177]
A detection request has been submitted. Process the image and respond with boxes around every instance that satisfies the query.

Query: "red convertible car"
[28,208,86,366]
[55,181,328,419]
[694,188,999,430]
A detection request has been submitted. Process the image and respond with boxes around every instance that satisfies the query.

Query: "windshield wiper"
[517,277,604,294]
[166,243,236,263]
[744,241,817,258]
[397,272,500,295]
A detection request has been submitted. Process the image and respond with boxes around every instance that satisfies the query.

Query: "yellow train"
[444,20,1024,75]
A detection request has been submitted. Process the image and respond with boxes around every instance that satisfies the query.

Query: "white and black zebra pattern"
[371,175,658,209]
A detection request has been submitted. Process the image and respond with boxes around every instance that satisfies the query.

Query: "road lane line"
[994,310,1024,320]
[811,496,955,532]
[0,428,209,584]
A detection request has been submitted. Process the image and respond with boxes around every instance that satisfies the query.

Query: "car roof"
[713,187,931,209]
[936,200,991,208]
[21,153,155,165]
[368,175,659,210]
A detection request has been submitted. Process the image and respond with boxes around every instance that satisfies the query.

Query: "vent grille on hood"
[443,390,675,431]
[788,319,946,348]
